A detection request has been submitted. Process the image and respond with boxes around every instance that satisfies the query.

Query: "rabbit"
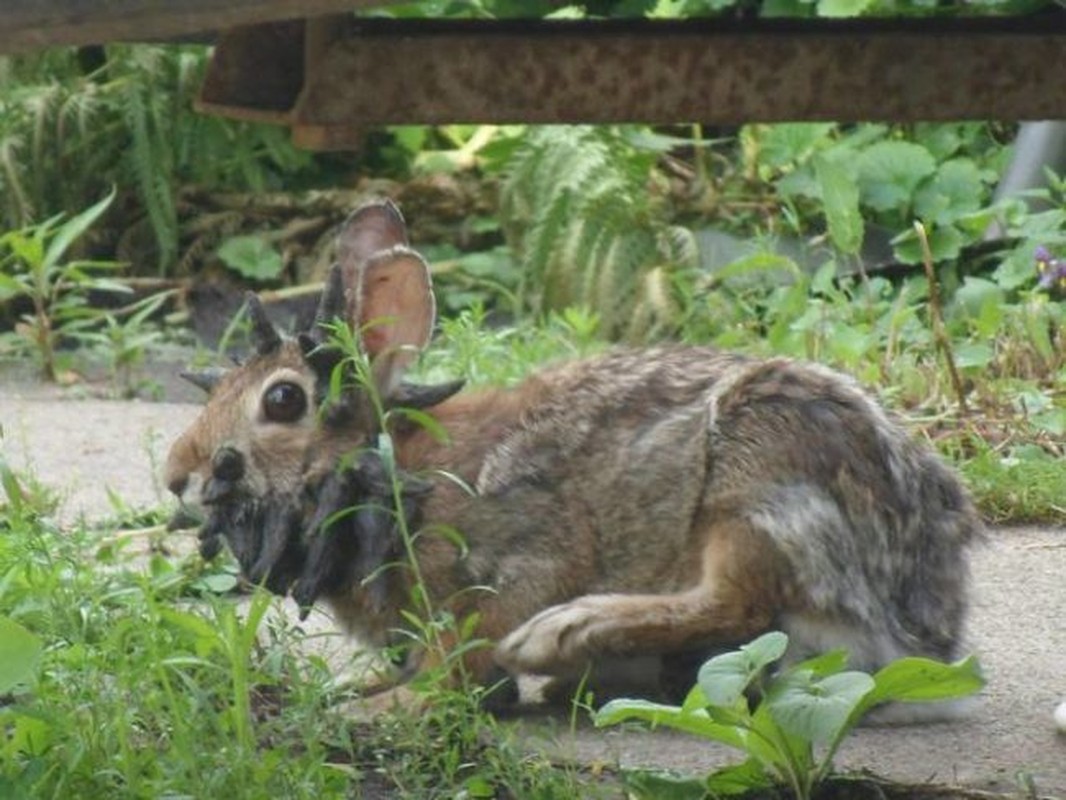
[164,199,983,714]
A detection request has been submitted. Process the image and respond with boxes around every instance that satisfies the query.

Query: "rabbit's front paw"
[496,597,613,675]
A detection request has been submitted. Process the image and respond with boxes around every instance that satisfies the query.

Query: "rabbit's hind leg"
[495,517,795,678]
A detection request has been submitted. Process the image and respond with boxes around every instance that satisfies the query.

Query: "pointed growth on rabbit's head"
[164,199,455,601]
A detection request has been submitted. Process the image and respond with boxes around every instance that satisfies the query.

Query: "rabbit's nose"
[201,446,246,505]
[211,446,245,482]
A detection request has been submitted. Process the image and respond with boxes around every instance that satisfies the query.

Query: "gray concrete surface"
[1,385,1064,797]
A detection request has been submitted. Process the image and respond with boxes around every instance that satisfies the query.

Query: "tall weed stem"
[914,221,969,415]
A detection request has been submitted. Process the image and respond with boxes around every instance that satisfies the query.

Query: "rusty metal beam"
[245,15,1066,150]
[197,20,307,124]
[0,0,391,55]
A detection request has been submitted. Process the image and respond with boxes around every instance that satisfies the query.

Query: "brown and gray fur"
[164,200,982,714]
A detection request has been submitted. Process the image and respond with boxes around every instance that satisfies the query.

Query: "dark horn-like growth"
[245,293,282,355]
[180,367,228,394]
[313,264,347,336]
[298,265,347,377]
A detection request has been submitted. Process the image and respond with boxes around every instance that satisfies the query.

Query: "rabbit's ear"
[357,246,436,396]
[337,199,409,281]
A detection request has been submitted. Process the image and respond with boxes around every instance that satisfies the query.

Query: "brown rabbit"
[164,200,982,713]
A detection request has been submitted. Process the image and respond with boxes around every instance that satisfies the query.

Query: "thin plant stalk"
[914,221,969,415]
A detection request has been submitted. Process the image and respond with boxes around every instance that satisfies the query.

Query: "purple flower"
[1035,246,1066,291]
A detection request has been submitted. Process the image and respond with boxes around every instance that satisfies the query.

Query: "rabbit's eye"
[262,381,307,423]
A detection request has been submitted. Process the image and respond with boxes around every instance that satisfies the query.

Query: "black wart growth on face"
[198,489,308,596]
[198,450,433,619]
[291,451,433,618]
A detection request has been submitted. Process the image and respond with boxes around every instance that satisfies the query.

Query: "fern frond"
[120,76,178,272]
[0,134,32,225]
[500,125,688,339]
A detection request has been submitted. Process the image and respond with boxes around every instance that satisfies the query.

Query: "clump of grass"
[0,501,348,797]
[957,442,1066,524]
[0,456,598,798]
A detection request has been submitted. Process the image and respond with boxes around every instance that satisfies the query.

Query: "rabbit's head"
[164,200,456,600]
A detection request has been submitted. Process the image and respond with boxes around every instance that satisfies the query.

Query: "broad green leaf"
[789,648,850,678]
[756,123,836,171]
[697,631,788,707]
[864,655,984,709]
[951,277,1004,322]
[826,324,873,367]
[748,699,814,777]
[857,141,936,213]
[4,707,53,756]
[389,125,428,155]
[705,758,775,796]
[913,159,987,226]
[913,122,967,160]
[776,165,820,199]
[810,260,839,298]
[0,615,43,693]
[595,698,746,748]
[814,153,863,255]
[892,224,964,264]
[190,572,240,595]
[953,206,999,238]
[42,188,116,273]
[767,669,875,745]
[622,769,709,800]
[1015,209,1066,241]
[217,235,284,281]
[973,297,1004,338]
[952,342,994,370]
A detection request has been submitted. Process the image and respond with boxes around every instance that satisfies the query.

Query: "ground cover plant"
[595,632,984,800]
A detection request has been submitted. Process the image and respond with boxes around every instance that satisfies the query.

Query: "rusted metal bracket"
[198,15,1066,150]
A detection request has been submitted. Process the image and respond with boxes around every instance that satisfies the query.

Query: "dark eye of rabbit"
[262,381,308,423]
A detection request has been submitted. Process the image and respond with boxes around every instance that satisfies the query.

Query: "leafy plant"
[216,234,285,282]
[418,302,604,387]
[596,631,985,800]
[0,45,319,273]
[0,190,124,380]
[0,616,42,695]
[745,122,1005,265]
[500,125,698,339]
[68,288,173,397]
